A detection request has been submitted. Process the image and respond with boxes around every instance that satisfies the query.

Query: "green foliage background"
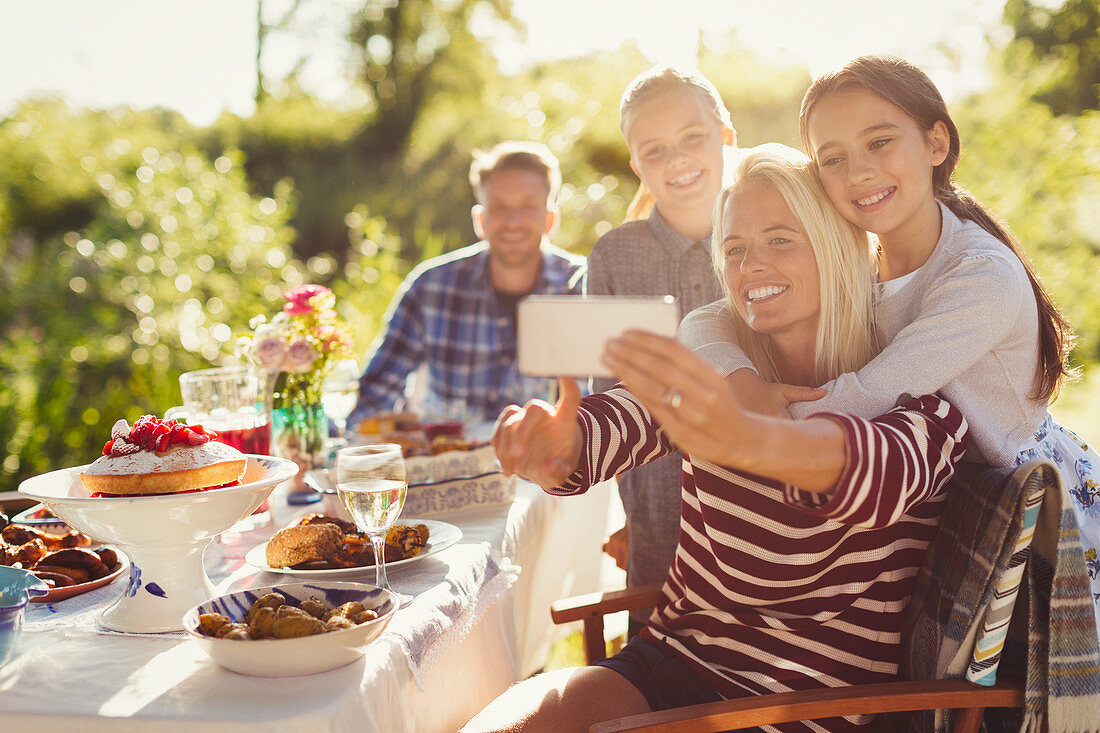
[2,0,1098,491]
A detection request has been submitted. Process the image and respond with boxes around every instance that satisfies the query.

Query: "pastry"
[79,415,246,496]
[265,522,343,568]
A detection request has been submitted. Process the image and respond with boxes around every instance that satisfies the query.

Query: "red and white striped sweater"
[552,388,968,731]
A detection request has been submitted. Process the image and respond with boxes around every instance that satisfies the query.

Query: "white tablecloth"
[0,480,614,732]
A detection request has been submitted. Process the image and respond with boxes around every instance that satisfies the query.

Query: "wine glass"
[335,443,412,606]
[322,358,360,444]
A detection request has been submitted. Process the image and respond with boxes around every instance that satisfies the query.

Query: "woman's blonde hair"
[620,66,735,221]
[711,144,879,384]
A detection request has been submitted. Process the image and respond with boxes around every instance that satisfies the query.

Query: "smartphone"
[517,295,680,378]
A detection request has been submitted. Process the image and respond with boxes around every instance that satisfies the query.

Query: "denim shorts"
[593,634,722,712]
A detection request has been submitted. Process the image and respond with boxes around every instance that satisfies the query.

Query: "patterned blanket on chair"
[902,458,1100,732]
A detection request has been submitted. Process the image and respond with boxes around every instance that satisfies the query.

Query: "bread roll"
[265,523,343,568]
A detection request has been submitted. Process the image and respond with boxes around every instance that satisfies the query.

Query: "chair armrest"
[551,583,663,664]
[590,678,1024,733]
[550,583,664,625]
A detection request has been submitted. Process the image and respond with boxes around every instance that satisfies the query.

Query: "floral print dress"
[1017,414,1100,630]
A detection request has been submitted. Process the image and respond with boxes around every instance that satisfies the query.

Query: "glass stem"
[370,533,389,590]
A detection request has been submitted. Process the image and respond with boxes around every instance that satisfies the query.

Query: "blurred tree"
[953,79,1100,363]
[207,95,368,265]
[331,206,413,354]
[346,0,518,159]
[225,0,518,263]
[698,33,811,150]
[255,0,307,105]
[0,101,301,490]
[1003,0,1100,114]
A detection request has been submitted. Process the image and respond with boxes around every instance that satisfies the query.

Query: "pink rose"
[254,337,288,369]
[285,338,320,374]
[283,284,330,315]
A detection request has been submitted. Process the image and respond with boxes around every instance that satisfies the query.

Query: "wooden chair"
[550,459,1060,733]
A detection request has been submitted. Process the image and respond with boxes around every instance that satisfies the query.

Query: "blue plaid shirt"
[349,241,586,427]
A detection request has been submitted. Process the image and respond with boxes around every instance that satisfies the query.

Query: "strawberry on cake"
[80,415,247,496]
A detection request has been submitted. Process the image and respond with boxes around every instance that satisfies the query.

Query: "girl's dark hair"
[799,55,1075,401]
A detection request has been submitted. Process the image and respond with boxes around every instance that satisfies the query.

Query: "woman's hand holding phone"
[602,331,758,469]
[603,331,844,493]
[491,377,583,490]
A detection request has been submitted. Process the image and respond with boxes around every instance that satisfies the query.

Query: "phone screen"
[517,296,680,378]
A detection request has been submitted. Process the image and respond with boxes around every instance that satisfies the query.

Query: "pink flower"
[284,338,320,374]
[254,337,288,369]
[283,284,330,315]
[324,330,351,354]
[314,324,335,349]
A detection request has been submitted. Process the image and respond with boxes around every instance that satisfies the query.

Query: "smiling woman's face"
[719,179,820,345]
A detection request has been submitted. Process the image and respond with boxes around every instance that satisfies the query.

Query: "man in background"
[348,141,585,431]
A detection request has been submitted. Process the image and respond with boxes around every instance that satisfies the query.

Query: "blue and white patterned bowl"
[0,566,49,669]
[404,445,500,485]
[183,581,397,677]
[405,471,517,516]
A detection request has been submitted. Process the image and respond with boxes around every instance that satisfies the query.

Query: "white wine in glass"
[335,443,412,606]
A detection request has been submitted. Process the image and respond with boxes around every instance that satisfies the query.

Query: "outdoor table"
[0,479,614,732]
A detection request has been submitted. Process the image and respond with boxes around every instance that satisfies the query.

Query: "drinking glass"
[419,396,468,442]
[322,359,360,444]
[166,366,274,454]
[335,444,412,606]
[166,366,275,531]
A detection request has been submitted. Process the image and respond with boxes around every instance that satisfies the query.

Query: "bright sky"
[0,0,1009,126]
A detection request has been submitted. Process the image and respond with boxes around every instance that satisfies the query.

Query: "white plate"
[12,504,70,533]
[244,518,462,578]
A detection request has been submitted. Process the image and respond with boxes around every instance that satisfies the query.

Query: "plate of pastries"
[353,411,488,456]
[245,513,462,578]
[354,412,499,485]
[0,518,126,602]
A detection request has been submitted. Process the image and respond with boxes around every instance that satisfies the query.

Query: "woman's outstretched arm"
[602,331,967,501]
[492,377,584,490]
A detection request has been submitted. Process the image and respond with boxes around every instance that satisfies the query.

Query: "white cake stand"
[18,455,298,633]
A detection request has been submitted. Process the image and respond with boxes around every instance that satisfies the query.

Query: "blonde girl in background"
[680,54,1100,635]
[584,66,736,636]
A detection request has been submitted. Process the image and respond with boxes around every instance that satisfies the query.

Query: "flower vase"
[272,402,327,504]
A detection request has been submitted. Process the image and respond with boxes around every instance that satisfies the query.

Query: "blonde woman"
[463,145,968,733]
